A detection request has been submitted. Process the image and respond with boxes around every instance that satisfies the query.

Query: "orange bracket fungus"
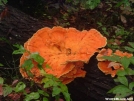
[97,48,133,77]
[20,26,107,84]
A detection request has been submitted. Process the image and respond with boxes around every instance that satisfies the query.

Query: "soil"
[0,0,134,101]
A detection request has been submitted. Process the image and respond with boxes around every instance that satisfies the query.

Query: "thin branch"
[0,67,19,69]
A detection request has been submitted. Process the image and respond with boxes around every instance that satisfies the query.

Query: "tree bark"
[0,5,52,66]
[0,5,52,44]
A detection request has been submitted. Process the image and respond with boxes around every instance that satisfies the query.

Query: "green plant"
[0,43,71,101]
[97,23,134,51]
[0,76,50,101]
[0,0,7,6]
[0,38,21,79]
[97,22,109,36]
[114,25,131,40]
[115,0,130,7]
[66,0,100,10]
[103,55,134,98]
[0,77,24,97]
[124,42,134,53]
[102,42,134,98]
[12,44,71,101]
[0,63,4,66]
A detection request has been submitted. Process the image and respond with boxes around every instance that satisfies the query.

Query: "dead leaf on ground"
[120,15,127,24]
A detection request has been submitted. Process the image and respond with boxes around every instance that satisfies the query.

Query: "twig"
[0,67,19,69]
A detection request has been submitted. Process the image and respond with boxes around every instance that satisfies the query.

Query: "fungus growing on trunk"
[97,48,133,77]
[20,26,107,84]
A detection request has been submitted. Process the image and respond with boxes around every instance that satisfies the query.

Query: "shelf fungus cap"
[114,50,133,58]
[97,48,133,77]
[20,26,107,84]
[98,61,124,77]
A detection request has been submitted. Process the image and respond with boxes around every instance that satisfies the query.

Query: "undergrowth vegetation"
[102,42,134,98]
[0,44,71,101]
[0,0,134,101]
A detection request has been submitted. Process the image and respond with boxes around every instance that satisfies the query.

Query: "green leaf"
[22,59,34,70]
[130,57,134,65]
[59,83,71,101]
[26,70,34,77]
[85,0,100,9]
[115,91,134,98]
[115,1,123,7]
[102,55,120,62]
[14,82,26,93]
[0,77,4,84]
[43,79,54,88]
[128,42,134,49]
[42,77,59,88]
[0,0,7,5]
[0,63,4,66]
[3,84,13,97]
[37,89,49,97]
[117,76,128,86]
[43,97,49,101]
[60,83,68,92]
[108,85,127,94]
[120,57,131,69]
[129,82,134,90]
[52,86,61,97]
[97,22,102,26]
[62,92,71,101]
[117,70,127,76]
[107,85,134,97]
[40,68,46,75]
[24,92,40,101]
[125,68,134,75]
[37,64,43,70]
[30,52,44,65]
[114,78,119,82]
[13,44,26,54]
[124,46,134,52]
[42,78,49,83]
[53,81,60,87]
[102,27,109,36]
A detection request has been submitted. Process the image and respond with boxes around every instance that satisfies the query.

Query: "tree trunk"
[0,5,52,44]
[68,55,115,101]
[0,5,52,66]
